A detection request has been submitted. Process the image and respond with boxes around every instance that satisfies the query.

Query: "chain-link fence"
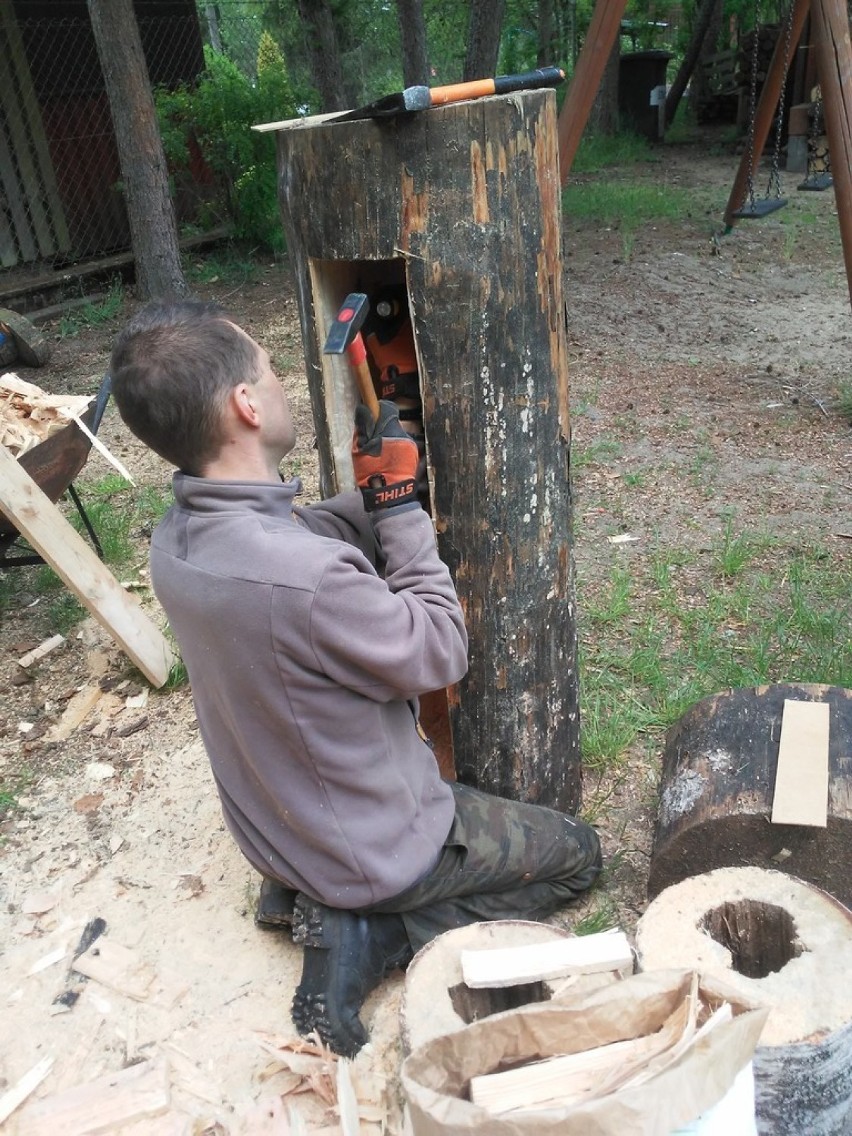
[0,1,242,278]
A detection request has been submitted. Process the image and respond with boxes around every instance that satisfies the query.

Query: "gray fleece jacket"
[150,474,468,908]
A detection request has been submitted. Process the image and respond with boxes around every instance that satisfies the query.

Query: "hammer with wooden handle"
[323,293,380,422]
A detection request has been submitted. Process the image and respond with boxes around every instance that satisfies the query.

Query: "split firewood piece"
[17,633,64,669]
[16,1056,170,1135]
[460,928,633,989]
[469,988,700,1115]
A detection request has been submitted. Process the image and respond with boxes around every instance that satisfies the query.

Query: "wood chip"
[72,938,157,1001]
[0,1056,55,1126]
[48,685,103,742]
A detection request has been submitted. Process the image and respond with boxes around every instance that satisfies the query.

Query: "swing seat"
[797,173,833,191]
[731,196,788,219]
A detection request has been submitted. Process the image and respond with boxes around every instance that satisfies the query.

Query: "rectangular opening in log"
[308,257,454,777]
[308,257,424,494]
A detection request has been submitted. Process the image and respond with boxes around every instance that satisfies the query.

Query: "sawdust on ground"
[0,136,850,1132]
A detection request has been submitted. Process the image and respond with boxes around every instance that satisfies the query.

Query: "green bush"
[156,33,297,252]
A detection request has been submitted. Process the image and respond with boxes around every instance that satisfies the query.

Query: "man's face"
[251,343,296,461]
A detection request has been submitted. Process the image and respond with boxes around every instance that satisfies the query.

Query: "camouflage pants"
[363,781,602,951]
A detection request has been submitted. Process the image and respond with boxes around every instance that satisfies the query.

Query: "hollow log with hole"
[399,920,630,1055]
[636,866,852,1136]
[265,91,580,809]
[648,683,852,906]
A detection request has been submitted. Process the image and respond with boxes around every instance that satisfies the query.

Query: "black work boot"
[290,895,413,1058]
[254,877,298,931]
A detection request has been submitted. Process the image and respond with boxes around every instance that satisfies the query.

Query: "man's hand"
[352,400,419,512]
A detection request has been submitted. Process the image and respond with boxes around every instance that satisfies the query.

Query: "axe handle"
[348,333,381,421]
[429,66,565,107]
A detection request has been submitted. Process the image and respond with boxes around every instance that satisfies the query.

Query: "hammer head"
[324,293,369,354]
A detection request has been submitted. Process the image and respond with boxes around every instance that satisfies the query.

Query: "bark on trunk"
[665,0,723,126]
[273,90,582,811]
[463,0,506,80]
[87,0,186,301]
[649,683,852,906]
[396,0,430,86]
[296,0,349,112]
[589,36,620,134]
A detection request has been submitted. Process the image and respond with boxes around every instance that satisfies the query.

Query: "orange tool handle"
[347,333,381,422]
[429,66,565,108]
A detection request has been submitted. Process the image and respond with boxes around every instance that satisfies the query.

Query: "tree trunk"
[273,90,582,811]
[689,0,724,116]
[396,0,430,86]
[87,0,186,301]
[463,0,506,80]
[537,0,558,66]
[589,35,620,134]
[296,0,349,112]
[203,3,223,54]
[665,0,722,126]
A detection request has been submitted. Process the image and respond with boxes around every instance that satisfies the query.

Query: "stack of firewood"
[0,372,91,456]
[736,25,781,90]
[808,85,830,172]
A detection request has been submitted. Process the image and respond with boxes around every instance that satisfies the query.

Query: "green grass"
[838,381,852,424]
[59,279,125,337]
[573,131,654,173]
[578,529,851,771]
[562,181,691,229]
[6,476,174,639]
[0,766,33,821]
[186,248,258,287]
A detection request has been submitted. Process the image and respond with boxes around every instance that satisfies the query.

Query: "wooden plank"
[18,1057,170,1135]
[18,633,64,668]
[0,0,71,252]
[460,929,633,988]
[0,19,55,256]
[0,109,37,262]
[0,446,173,687]
[771,698,830,826]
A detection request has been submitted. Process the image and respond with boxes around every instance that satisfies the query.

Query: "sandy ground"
[0,138,850,1132]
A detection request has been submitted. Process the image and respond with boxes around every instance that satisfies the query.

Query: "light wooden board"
[771,698,830,827]
[0,446,173,687]
[461,929,633,989]
[17,1057,170,1135]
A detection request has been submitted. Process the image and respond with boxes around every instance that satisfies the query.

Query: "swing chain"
[767,2,795,198]
[742,9,762,209]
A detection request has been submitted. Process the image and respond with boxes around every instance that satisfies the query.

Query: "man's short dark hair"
[110,300,262,474]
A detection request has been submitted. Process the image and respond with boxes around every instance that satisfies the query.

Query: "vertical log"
[810,0,852,309]
[723,0,810,227]
[268,92,581,810]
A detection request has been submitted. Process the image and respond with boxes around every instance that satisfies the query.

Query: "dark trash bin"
[619,50,672,140]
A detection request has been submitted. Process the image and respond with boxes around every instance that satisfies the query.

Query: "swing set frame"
[554,0,852,310]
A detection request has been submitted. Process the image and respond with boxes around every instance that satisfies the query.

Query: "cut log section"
[648,684,852,905]
[400,920,626,1056]
[636,866,852,1136]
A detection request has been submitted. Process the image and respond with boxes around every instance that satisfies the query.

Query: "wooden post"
[556,0,630,183]
[264,91,581,811]
[723,0,810,227]
[810,0,852,309]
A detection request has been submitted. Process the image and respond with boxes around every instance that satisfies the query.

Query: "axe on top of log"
[332,66,565,124]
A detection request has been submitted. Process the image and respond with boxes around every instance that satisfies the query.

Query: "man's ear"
[232,383,259,428]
